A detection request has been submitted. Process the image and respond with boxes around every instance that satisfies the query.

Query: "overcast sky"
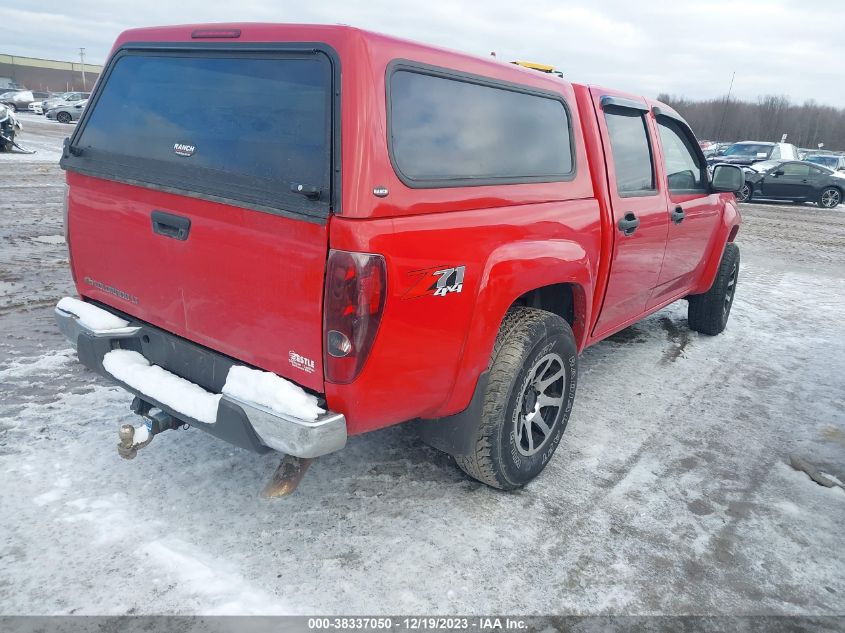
[4,0,843,106]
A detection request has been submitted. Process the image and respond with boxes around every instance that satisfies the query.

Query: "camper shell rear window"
[61,44,339,220]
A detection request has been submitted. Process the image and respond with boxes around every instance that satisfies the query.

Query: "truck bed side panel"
[327,199,602,435]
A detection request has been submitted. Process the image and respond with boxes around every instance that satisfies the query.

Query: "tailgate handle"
[151,211,191,241]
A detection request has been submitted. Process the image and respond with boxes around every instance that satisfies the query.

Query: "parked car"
[703,142,733,159]
[55,24,744,492]
[46,99,87,123]
[707,140,799,167]
[40,91,90,115]
[0,103,23,152]
[736,159,843,207]
[804,154,845,172]
[0,90,50,111]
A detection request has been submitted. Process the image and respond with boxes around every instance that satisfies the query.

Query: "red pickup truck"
[56,24,744,491]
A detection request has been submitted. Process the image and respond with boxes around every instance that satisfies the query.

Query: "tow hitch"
[116,397,314,497]
[117,397,181,459]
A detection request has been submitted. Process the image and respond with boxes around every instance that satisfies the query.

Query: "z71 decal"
[404,265,466,298]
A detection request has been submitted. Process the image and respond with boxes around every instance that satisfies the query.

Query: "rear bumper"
[55,299,346,458]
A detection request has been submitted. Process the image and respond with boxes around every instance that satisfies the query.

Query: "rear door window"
[603,108,656,196]
[67,49,335,218]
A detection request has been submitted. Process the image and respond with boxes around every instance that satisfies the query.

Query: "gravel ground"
[0,116,843,616]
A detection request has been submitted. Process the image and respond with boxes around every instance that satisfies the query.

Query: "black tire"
[0,131,13,153]
[818,187,841,209]
[455,307,578,490]
[736,182,752,203]
[688,243,740,336]
[56,111,72,124]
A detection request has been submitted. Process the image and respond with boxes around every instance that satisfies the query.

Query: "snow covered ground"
[0,113,68,164]
[0,121,843,616]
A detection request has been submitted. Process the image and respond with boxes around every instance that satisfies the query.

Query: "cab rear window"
[65,49,335,219]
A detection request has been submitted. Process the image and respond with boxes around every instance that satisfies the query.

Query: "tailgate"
[60,44,339,392]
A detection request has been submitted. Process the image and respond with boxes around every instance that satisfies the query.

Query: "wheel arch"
[433,238,594,419]
[691,198,741,295]
[514,282,577,330]
[821,183,843,204]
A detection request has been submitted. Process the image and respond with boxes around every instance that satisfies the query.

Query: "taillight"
[323,250,387,384]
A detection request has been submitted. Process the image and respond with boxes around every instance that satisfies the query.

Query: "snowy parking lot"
[1,115,843,616]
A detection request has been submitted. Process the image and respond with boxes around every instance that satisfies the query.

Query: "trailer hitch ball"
[118,424,139,460]
[118,399,181,460]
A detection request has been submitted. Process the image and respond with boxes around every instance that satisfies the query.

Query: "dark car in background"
[804,154,845,172]
[708,141,799,167]
[736,159,843,208]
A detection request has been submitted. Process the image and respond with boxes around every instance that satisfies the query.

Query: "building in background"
[0,54,102,92]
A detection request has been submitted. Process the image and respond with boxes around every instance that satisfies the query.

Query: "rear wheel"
[818,187,841,209]
[688,243,739,336]
[736,183,752,203]
[56,111,71,124]
[455,307,578,490]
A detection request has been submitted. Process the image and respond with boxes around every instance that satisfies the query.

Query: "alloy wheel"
[821,189,841,208]
[513,352,566,457]
[724,261,738,319]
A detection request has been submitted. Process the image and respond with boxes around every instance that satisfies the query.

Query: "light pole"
[79,48,87,90]
[716,71,736,142]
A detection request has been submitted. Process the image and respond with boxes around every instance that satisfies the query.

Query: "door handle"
[670,206,685,224]
[617,212,640,236]
[151,211,191,241]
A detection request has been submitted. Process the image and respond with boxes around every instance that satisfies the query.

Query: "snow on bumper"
[56,296,141,339]
[55,298,346,458]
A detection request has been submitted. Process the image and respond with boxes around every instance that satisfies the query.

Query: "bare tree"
[656,94,845,151]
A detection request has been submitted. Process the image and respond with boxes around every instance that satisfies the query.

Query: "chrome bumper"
[55,305,141,345]
[55,300,347,458]
[222,393,346,458]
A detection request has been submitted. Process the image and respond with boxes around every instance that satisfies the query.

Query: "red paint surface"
[67,24,740,436]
